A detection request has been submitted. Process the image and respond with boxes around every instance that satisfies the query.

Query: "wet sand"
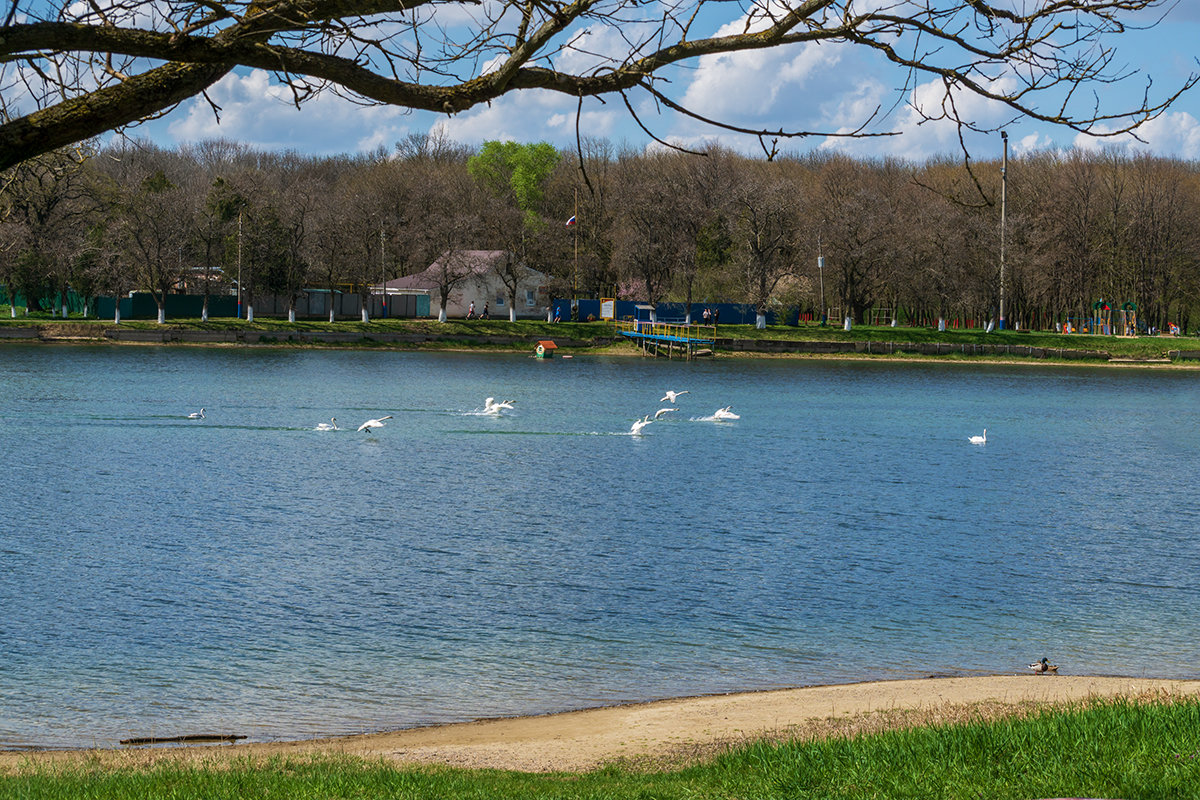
[5,675,1200,774]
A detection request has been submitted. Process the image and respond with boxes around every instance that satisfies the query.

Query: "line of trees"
[3,135,1199,331]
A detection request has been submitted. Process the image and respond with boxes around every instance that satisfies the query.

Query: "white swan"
[187,408,205,419]
[660,390,689,403]
[969,429,987,445]
[653,407,676,420]
[713,406,740,420]
[482,397,515,415]
[315,418,339,431]
[358,415,393,432]
[630,415,653,435]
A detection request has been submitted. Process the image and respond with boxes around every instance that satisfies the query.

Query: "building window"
[525,290,536,307]
[496,295,505,306]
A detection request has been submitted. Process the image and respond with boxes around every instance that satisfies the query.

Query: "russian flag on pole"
[565,215,576,226]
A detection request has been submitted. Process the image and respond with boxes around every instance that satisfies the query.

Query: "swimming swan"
[315,418,339,431]
[969,429,987,445]
[630,415,653,435]
[187,408,205,419]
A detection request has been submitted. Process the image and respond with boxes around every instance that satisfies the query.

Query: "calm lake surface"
[1,344,1198,749]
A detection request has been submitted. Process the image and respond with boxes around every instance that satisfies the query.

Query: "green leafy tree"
[469,141,561,321]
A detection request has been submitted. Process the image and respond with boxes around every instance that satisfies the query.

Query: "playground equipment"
[1063,300,1138,335]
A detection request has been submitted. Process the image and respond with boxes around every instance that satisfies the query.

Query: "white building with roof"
[381,250,553,321]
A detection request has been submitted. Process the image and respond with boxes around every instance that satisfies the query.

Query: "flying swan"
[358,415,393,432]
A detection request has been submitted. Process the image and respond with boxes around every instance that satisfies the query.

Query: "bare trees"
[7,134,1200,330]
[611,153,692,320]
[2,2,1192,171]
[730,163,801,329]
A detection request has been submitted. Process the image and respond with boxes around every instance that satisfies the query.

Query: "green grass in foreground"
[5,697,1200,799]
[5,308,1200,359]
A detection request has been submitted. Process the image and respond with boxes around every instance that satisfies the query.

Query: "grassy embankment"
[3,308,1200,360]
[4,696,1200,799]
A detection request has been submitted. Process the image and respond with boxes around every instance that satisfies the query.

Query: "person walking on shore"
[467,301,475,320]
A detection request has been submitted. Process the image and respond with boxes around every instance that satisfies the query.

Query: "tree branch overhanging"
[1,0,1194,171]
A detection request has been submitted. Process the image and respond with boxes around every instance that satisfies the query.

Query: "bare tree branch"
[1,0,1194,171]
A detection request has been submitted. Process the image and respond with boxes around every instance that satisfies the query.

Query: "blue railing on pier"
[616,320,716,358]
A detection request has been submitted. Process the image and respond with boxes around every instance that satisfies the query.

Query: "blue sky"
[131,3,1200,162]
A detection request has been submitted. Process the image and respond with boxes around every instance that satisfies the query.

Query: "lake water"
[1,345,1198,750]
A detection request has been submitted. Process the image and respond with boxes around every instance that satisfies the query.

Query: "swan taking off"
[357,415,393,432]
[713,406,740,420]
[630,415,653,435]
[660,390,689,404]
[653,407,676,420]
[186,408,205,419]
[483,397,515,415]
[969,429,987,445]
[315,418,339,431]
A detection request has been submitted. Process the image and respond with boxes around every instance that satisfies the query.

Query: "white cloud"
[166,70,419,154]
[819,74,1019,160]
[1072,111,1200,160]
[677,40,838,121]
[432,89,619,145]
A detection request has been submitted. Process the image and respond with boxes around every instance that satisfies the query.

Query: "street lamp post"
[817,234,826,326]
[999,130,1008,331]
[236,210,243,320]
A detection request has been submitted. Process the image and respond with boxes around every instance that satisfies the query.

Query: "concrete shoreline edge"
[6,323,1200,362]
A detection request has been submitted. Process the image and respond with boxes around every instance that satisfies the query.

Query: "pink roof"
[385,250,510,290]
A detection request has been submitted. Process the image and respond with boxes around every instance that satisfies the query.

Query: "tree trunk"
[247,304,254,322]
[114,305,121,324]
[756,313,766,329]
[361,304,370,323]
[288,308,296,323]
[329,306,335,323]
[509,306,516,322]
[201,295,209,322]
[157,304,165,324]
[438,307,447,323]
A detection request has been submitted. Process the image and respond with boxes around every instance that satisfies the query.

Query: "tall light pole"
[237,210,243,320]
[817,234,826,326]
[380,218,386,319]
[999,130,1008,331]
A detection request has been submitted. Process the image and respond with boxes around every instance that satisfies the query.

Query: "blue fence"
[552,299,782,326]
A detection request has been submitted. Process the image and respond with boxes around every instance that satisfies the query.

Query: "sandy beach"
[5,675,1200,774]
